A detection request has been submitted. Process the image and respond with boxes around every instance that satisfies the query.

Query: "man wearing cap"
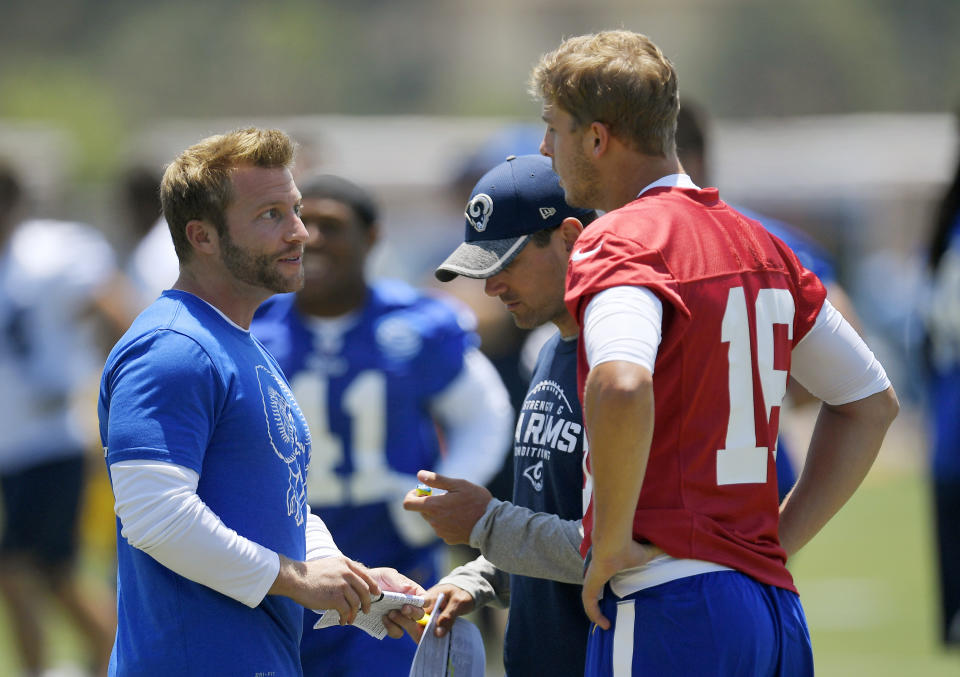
[400,155,662,676]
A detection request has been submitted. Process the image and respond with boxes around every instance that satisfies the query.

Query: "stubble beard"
[220,230,303,294]
[562,149,603,210]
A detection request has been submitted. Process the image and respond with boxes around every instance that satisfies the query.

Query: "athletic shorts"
[0,454,87,567]
[585,570,813,677]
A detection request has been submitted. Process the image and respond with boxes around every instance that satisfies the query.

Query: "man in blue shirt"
[400,155,632,676]
[251,174,513,676]
[924,123,960,645]
[99,128,423,676]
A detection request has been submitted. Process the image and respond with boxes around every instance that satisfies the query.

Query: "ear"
[184,219,219,256]
[587,121,611,158]
[559,217,585,252]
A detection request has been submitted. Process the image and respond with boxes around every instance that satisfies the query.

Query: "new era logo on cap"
[539,207,557,220]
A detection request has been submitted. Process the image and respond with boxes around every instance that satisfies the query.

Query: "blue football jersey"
[927,216,960,479]
[253,280,476,676]
[253,280,474,573]
[506,331,589,676]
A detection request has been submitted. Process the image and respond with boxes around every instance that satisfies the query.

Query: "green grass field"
[1,425,957,676]
[789,459,959,676]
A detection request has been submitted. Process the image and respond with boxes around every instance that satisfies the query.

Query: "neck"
[555,311,579,340]
[296,282,368,319]
[173,265,270,329]
[599,152,682,213]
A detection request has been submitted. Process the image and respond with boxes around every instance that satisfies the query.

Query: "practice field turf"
[1,417,957,676]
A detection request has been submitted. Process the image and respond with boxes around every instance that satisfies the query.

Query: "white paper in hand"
[409,592,485,677]
[313,591,425,640]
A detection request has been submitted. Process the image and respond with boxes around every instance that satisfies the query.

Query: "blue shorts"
[0,454,86,568]
[585,570,813,677]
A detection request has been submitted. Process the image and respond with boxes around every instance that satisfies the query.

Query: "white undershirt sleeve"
[305,509,343,561]
[429,347,514,483]
[790,299,891,405]
[110,459,281,608]
[583,286,664,371]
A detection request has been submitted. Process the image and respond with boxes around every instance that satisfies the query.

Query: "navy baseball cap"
[435,154,594,281]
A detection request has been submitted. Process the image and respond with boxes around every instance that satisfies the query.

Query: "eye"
[262,208,279,220]
[294,203,303,218]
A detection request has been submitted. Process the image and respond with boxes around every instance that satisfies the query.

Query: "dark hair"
[929,117,960,271]
[675,100,708,160]
[0,163,22,219]
[298,174,379,230]
[528,210,599,247]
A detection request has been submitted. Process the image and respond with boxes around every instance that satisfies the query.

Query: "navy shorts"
[0,454,87,567]
[585,570,813,677]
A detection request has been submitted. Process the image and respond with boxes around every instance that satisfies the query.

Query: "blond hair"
[160,128,296,261]
[530,30,679,157]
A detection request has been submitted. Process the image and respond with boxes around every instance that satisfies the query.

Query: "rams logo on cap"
[465,193,494,232]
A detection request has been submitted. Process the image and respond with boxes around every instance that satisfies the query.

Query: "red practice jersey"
[566,185,826,593]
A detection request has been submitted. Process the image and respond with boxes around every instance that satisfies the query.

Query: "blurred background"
[0,0,958,675]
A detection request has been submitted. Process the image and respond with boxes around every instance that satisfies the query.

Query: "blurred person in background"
[251,173,513,676]
[923,110,960,647]
[100,129,424,677]
[532,29,899,675]
[0,163,118,676]
[119,166,179,309]
[400,155,620,676]
[675,99,863,502]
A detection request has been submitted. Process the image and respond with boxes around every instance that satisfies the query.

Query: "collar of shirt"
[636,173,700,198]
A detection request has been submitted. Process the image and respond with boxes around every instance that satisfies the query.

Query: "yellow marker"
[416,611,432,626]
[415,483,432,496]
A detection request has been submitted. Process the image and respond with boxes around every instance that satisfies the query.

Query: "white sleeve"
[110,460,280,608]
[583,286,663,371]
[428,347,514,484]
[790,299,891,405]
[305,510,343,561]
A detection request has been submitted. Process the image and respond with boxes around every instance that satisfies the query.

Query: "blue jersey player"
[924,141,960,645]
[251,174,513,676]
[401,155,621,676]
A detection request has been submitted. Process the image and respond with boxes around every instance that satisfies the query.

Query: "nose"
[540,130,552,158]
[288,213,309,243]
[484,273,506,297]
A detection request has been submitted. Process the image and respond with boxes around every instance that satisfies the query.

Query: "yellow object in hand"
[416,612,432,626]
[415,483,432,496]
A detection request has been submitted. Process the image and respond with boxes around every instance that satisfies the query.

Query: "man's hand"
[425,583,476,638]
[401,470,492,545]
[582,540,662,630]
[369,567,427,639]
[269,554,379,626]
[387,583,476,642]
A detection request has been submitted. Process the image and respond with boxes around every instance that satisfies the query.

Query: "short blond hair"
[160,128,296,261]
[530,30,679,157]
